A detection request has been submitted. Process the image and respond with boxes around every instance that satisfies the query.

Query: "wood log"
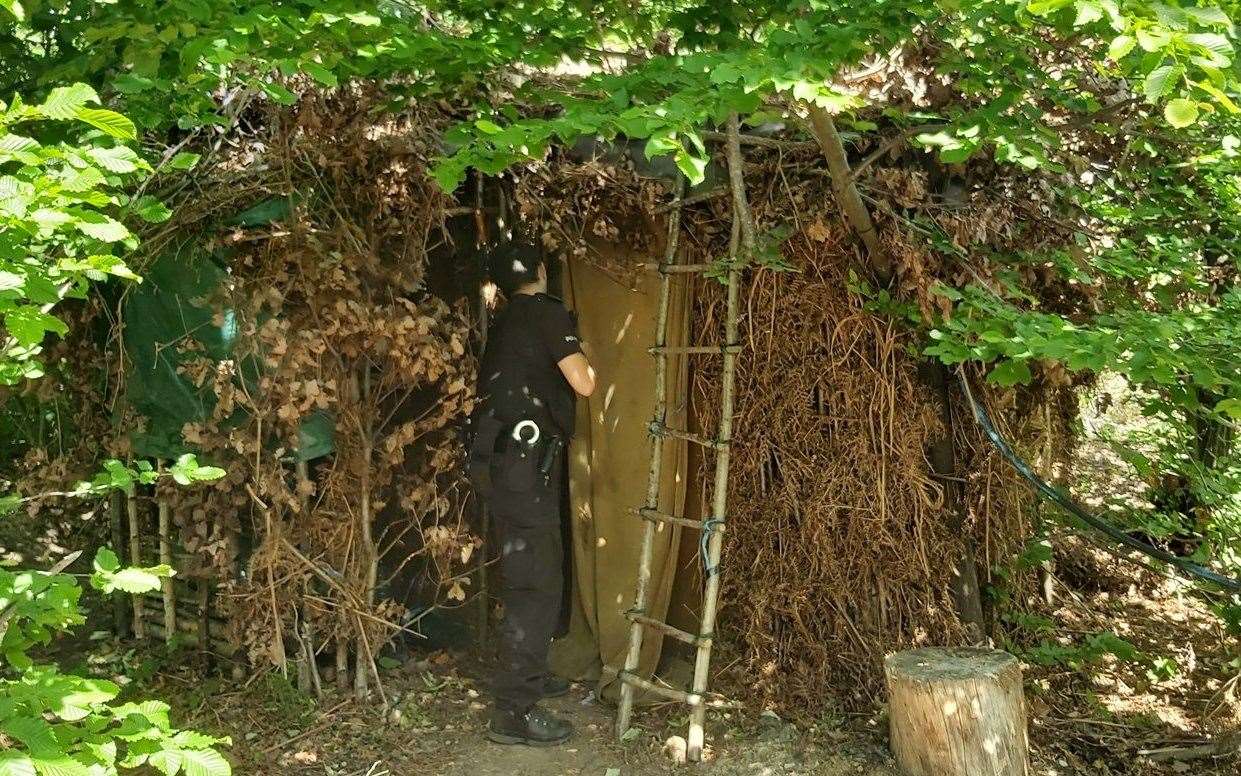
[886,647,1028,776]
[109,491,130,636]
[137,601,226,634]
[126,487,145,639]
[197,579,211,654]
[156,468,176,644]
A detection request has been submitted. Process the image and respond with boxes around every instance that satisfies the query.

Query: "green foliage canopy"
[1,0,1239,590]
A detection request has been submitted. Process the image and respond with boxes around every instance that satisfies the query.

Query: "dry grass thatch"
[506,140,1076,711]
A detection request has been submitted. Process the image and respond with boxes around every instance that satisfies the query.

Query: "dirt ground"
[116,629,1235,776]
[141,651,900,776]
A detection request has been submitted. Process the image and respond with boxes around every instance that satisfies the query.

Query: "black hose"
[957,370,1241,594]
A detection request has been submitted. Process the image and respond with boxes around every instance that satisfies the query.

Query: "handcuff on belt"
[511,420,564,483]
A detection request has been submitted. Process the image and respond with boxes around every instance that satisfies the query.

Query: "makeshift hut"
[18,88,1076,723]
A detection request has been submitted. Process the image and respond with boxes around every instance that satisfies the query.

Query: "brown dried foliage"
[514,154,666,285]
[167,93,481,668]
[664,153,1074,712]
[10,91,484,674]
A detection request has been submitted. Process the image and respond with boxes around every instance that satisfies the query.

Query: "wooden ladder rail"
[615,173,685,737]
[687,112,753,761]
[614,113,754,763]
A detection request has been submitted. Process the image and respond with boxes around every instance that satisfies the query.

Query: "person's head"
[488,239,546,296]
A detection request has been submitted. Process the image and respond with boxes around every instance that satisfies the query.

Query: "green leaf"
[1074,1,1102,26]
[169,453,225,484]
[101,459,135,492]
[1186,32,1234,59]
[93,547,120,574]
[302,62,338,88]
[4,307,67,345]
[147,751,183,776]
[1107,35,1135,61]
[99,566,174,594]
[1136,27,1173,52]
[1,718,57,755]
[987,359,1033,387]
[674,149,708,184]
[1215,397,1241,419]
[1195,79,1239,112]
[1,1,25,22]
[31,208,73,231]
[75,108,137,141]
[0,493,20,514]
[1143,64,1181,102]
[939,145,975,163]
[346,11,381,26]
[179,748,231,776]
[1185,6,1231,27]
[88,145,142,173]
[260,82,297,106]
[58,166,106,194]
[172,732,227,749]
[113,74,156,95]
[169,152,200,171]
[38,84,99,119]
[132,196,173,223]
[1164,98,1199,127]
[0,133,38,154]
[29,753,91,776]
[474,119,503,134]
[53,677,121,719]
[1026,0,1073,16]
[113,700,172,732]
[0,752,36,776]
[71,211,130,243]
[0,270,24,291]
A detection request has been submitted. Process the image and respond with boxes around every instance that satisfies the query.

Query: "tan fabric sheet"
[550,255,690,702]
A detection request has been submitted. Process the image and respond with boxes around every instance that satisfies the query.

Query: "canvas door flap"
[550,253,690,703]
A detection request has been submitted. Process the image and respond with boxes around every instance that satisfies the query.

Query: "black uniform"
[475,292,581,714]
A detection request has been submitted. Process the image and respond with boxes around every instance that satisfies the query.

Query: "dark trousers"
[490,461,565,712]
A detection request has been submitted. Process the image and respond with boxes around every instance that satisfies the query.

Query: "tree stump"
[885,647,1028,776]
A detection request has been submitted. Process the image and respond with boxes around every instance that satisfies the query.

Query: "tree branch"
[805,105,891,282]
[653,185,730,213]
[724,114,758,251]
[0,550,84,643]
[701,130,819,151]
[850,123,950,181]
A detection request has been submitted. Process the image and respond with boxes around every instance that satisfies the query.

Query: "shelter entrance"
[544,249,696,699]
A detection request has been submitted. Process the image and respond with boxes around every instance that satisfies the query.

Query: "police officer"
[472,240,595,746]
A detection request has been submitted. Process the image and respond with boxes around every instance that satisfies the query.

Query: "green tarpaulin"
[123,197,331,461]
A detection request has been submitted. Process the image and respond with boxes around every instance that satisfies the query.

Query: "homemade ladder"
[614,114,754,762]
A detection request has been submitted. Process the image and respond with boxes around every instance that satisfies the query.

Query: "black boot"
[542,675,571,698]
[487,705,574,746]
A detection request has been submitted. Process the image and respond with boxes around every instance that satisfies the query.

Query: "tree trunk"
[886,647,1029,776]
[109,491,130,636]
[917,361,985,640]
[354,366,377,700]
[156,466,176,644]
[127,486,145,639]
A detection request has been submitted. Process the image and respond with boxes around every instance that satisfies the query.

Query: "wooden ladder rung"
[650,344,742,355]
[643,262,714,274]
[625,610,710,645]
[616,670,741,709]
[650,423,727,450]
[635,507,722,533]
